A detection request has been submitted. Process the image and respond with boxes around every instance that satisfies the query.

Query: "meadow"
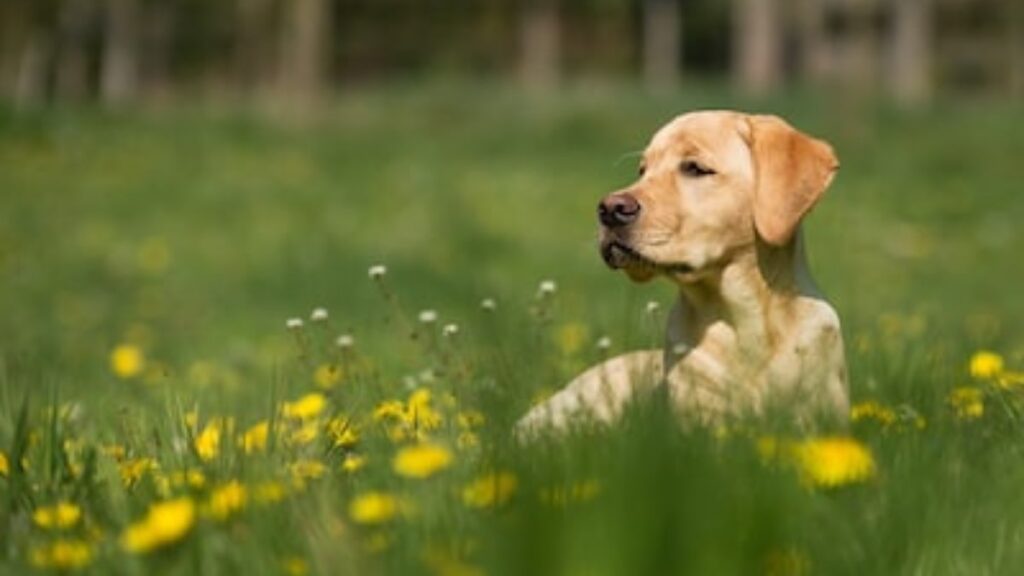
[2,83,1024,575]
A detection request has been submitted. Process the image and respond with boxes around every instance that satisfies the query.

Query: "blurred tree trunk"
[278,0,331,107]
[839,0,879,96]
[795,0,829,84]
[1010,1,1024,98]
[100,0,140,106]
[888,0,932,105]
[56,0,96,102]
[140,1,174,100]
[642,0,681,92]
[235,0,276,95]
[732,0,783,95]
[519,0,560,91]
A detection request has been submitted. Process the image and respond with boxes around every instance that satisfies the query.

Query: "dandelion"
[121,497,196,553]
[0,450,8,477]
[241,421,269,454]
[342,454,367,473]
[336,334,355,349]
[462,472,518,508]
[119,457,156,487]
[393,442,453,479]
[194,421,221,461]
[949,387,984,420]
[538,279,557,297]
[314,363,343,389]
[794,437,876,488]
[33,501,82,530]
[349,492,399,525]
[418,310,438,324]
[290,459,326,484]
[29,539,93,570]
[457,410,485,429]
[206,480,247,521]
[327,417,360,448]
[480,298,497,311]
[282,557,309,576]
[253,481,287,504]
[368,264,388,280]
[850,400,897,427]
[286,318,304,330]
[442,323,459,337]
[970,351,1004,379]
[282,392,327,420]
[310,307,328,322]
[287,421,320,446]
[110,344,145,379]
[596,336,612,351]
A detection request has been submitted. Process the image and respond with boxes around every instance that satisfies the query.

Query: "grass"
[2,82,1024,575]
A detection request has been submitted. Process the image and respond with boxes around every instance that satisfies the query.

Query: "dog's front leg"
[515,350,663,436]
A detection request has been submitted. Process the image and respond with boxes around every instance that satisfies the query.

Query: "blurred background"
[1,0,1023,399]
[2,0,1022,107]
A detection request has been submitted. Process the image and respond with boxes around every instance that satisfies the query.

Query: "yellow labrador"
[518,111,847,432]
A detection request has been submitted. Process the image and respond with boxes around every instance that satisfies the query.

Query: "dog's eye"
[638,164,646,177]
[679,160,715,177]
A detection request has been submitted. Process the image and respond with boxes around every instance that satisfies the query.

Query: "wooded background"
[1,0,1022,109]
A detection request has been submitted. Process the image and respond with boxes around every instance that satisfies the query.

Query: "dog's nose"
[598,193,641,227]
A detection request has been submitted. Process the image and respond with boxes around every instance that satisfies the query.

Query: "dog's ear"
[744,115,839,246]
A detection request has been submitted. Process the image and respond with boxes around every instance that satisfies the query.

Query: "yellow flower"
[462,472,518,508]
[969,350,1004,379]
[119,457,156,487]
[794,437,876,488]
[282,556,309,576]
[121,497,196,553]
[456,431,479,450]
[110,344,145,379]
[349,492,399,525]
[287,421,320,446]
[33,501,82,529]
[241,421,269,454]
[327,417,359,448]
[457,410,485,429]
[0,450,8,476]
[949,387,985,420]
[342,454,367,474]
[393,442,453,479]
[373,400,406,421]
[283,392,327,420]
[29,539,93,570]
[314,363,343,389]
[850,401,897,427]
[556,322,588,356]
[253,481,287,504]
[195,421,221,461]
[407,389,443,431]
[290,459,327,484]
[206,480,247,521]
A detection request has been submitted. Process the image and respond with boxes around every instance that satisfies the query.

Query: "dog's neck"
[673,229,811,360]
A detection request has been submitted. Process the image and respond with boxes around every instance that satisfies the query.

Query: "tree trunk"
[56,0,96,102]
[278,0,331,108]
[100,0,140,106]
[14,28,53,108]
[795,0,829,84]
[642,0,681,92]
[888,0,932,105]
[1010,1,1024,98]
[235,0,276,95]
[519,0,560,91]
[732,0,783,95]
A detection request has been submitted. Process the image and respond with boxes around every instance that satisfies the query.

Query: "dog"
[518,111,848,433]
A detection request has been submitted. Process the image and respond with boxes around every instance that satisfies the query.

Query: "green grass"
[2,82,1024,575]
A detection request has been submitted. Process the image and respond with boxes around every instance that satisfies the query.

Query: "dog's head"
[599,111,839,283]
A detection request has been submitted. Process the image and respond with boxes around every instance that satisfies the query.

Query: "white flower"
[596,336,612,350]
[310,307,329,322]
[368,264,387,280]
[671,343,688,356]
[480,298,497,311]
[418,369,436,383]
[538,280,557,296]
[335,334,355,349]
[418,310,438,324]
[645,301,661,315]
[442,323,459,337]
[286,318,304,330]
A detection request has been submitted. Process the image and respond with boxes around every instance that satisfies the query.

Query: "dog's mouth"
[600,240,694,275]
